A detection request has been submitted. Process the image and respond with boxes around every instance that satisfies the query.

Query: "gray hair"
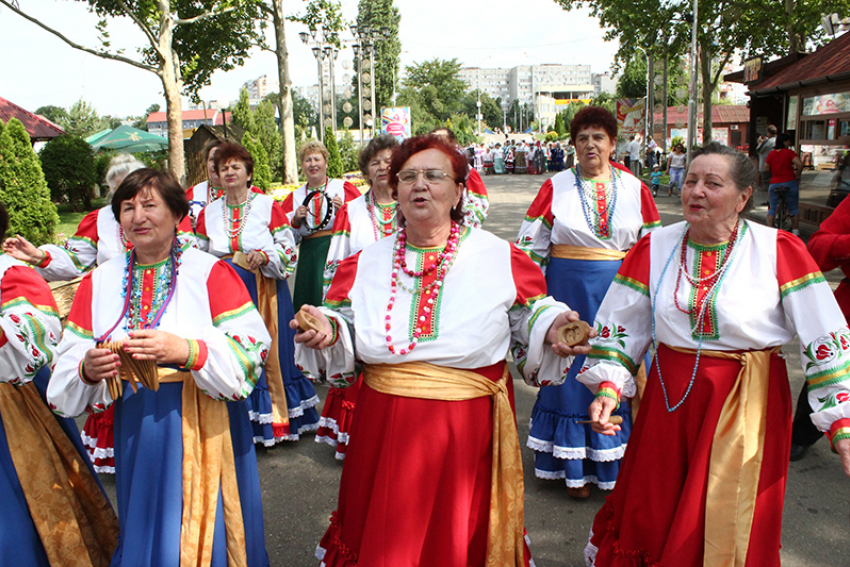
[689,142,756,213]
[106,154,146,194]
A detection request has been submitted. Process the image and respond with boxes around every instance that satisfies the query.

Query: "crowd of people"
[0,106,847,567]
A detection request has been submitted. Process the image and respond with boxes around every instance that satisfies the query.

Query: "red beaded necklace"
[673,221,740,316]
[385,222,461,355]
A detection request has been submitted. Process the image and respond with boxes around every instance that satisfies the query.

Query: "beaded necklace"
[574,164,619,238]
[222,192,256,239]
[673,221,740,316]
[116,223,130,251]
[367,189,396,241]
[650,222,742,412]
[385,222,462,355]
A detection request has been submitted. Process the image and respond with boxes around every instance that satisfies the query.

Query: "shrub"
[242,133,272,192]
[325,127,344,179]
[40,135,96,210]
[0,119,59,245]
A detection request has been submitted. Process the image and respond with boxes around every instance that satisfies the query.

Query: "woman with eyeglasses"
[313,134,399,460]
[293,134,591,567]
[281,141,361,312]
[516,106,661,499]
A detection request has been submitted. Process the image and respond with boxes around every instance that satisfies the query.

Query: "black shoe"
[789,443,810,462]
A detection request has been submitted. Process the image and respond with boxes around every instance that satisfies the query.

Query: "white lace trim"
[315,544,326,561]
[80,432,97,449]
[527,435,627,462]
[533,470,615,490]
[334,450,346,461]
[317,416,340,435]
[248,410,274,424]
[315,434,339,448]
[525,533,536,567]
[584,526,598,567]
[93,464,115,474]
[91,446,114,459]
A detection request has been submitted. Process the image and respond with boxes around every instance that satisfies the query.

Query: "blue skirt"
[528,257,633,489]
[0,368,108,566]
[112,382,269,567]
[228,261,320,444]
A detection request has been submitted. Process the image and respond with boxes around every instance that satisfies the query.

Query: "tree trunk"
[273,1,299,184]
[158,5,185,183]
[699,42,713,146]
[785,0,801,54]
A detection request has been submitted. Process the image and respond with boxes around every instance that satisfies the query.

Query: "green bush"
[325,127,344,179]
[545,131,559,143]
[0,119,59,245]
[338,130,360,174]
[242,133,272,192]
[40,135,96,211]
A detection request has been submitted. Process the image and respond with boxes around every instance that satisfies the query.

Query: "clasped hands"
[82,330,188,383]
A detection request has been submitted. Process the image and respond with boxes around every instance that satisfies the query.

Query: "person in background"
[646,135,658,169]
[757,124,778,192]
[432,128,490,229]
[281,141,361,311]
[650,165,663,198]
[626,135,641,177]
[493,143,506,174]
[765,132,804,235]
[517,106,661,499]
[666,142,687,197]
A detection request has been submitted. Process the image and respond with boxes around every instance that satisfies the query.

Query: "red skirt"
[316,362,533,567]
[80,405,115,474]
[315,377,362,460]
[586,344,792,567]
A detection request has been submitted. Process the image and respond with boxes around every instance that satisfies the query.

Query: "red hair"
[570,106,618,141]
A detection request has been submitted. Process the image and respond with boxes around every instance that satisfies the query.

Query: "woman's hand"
[587,396,621,436]
[3,235,44,265]
[123,329,190,365]
[289,305,334,350]
[83,348,120,383]
[545,310,597,358]
[292,205,308,227]
[331,195,344,210]
[246,250,268,270]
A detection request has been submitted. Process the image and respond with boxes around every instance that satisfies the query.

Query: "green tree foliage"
[34,105,69,127]
[232,88,257,133]
[0,119,59,245]
[356,0,401,111]
[40,136,97,211]
[398,58,468,131]
[460,90,502,132]
[242,133,272,192]
[553,113,566,136]
[289,90,317,133]
[62,99,109,138]
[1,0,262,181]
[325,128,344,178]
[337,130,359,174]
[233,90,282,181]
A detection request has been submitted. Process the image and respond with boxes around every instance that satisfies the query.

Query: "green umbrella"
[90,125,168,153]
[85,128,112,145]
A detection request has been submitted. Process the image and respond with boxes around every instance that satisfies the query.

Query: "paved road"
[96,171,849,566]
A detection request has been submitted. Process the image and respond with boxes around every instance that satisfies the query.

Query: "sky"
[1,0,620,118]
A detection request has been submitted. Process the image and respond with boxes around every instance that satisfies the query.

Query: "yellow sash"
[551,244,626,261]
[667,345,780,567]
[222,255,290,434]
[159,371,248,567]
[0,381,119,567]
[304,229,333,239]
[363,362,524,567]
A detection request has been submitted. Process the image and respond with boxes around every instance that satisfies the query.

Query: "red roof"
[147,109,233,125]
[754,31,850,92]
[0,97,66,141]
[653,105,748,124]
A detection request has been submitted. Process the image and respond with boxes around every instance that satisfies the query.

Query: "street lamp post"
[300,26,338,142]
[686,0,699,157]
[635,45,650,171]
[349,25,391,141]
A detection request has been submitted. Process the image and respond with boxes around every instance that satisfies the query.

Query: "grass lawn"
[54,199,106,243]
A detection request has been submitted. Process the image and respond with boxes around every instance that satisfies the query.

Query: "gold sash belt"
[551,244,626,260]
[157,370,249,567]
[0,381,118,567]
[222,254,290,434]
[304,229,333,239]
[667,344,780,567]
[363,362,524,567]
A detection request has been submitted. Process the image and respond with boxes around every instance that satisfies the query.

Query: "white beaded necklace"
[222,192,256,238]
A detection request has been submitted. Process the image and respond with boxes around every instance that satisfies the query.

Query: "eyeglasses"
[396,169,451,185]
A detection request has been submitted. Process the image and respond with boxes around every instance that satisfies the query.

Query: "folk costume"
[197,193,319,444]
[516,164,660,490]
[463,168,490,229]
[185,181,263,227]
[299,226,571,567]
[580,221,850,567]
[0,254,119,567]
[48,247,272,567]
[35,205,195,474]
[281,178,360,311]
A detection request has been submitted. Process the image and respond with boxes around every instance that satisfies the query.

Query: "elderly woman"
[281,141,360,311]
[196,142,318,444]
[517,106,660,499]
[3,154,194,474]
[582,142,850,566]
[48,169,271,567]
[666,142,687,197]
[294,134,590,567]
[0,201,119,566]
[314,134,399,459]
[493,142,506,174]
